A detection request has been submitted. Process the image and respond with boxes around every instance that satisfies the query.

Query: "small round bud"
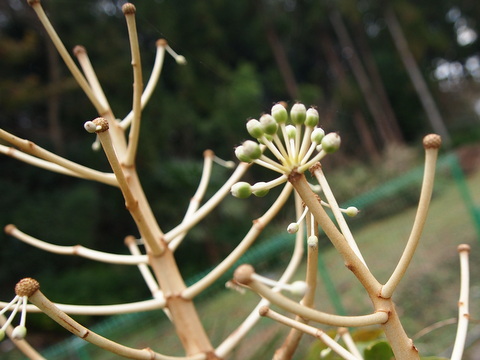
[12,326,27,340]
[345,206,359,217]
[122,3,136,15]
[271,103,288,124]
[289,281,308,296]
[242,140,262,160]
[311,127,325,144]
[287,223,299,234]
[285,125,297,139]
[290,103,306,125]
[0,330,5,342]
[260,114,278,135]
[423,134,442,149]
[84,121,98,133]
[15,278,40,297]
[246,119,264,139]
[231,182,252,198]
[305,108,319,127]
[252,182,269,197]
[175,55,187,65]
[321,133,341,153]
[307,235,318,247]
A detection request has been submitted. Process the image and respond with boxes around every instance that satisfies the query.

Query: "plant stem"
[451,244,471,360]
[381,134,441,298]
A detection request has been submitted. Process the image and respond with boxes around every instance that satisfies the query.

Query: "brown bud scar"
[457,244,471,253]
[423,134,442,149]
[92,117,109,133]
[15,278,40,297]
[156,39,168,47]
[122,3,136,15]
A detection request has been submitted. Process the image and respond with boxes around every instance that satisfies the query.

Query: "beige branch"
[5,225,147,265]
[381,134,441,298]
[0,129,118,186]
[123,3,144,167]
[121,40,166,129]
[451,244,471,360]
[234,265,388,327]
[260,307,359,360]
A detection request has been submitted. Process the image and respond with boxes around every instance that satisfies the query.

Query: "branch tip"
[156,38,168,47]
[457,244,471,253]
[72,45,86,56]
[423,134,442,149]
[27,0,40,6]
[15,278,40,297]
[234,264,254,285]
[122,3,136,15]
[259,306,269,317]
[4,224,16,234]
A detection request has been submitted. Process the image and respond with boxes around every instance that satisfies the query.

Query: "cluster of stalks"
[0,2,472,359]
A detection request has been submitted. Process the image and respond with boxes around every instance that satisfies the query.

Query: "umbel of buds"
[231,102,341,198]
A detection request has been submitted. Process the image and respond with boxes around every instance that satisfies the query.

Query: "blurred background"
[1,0,480,358]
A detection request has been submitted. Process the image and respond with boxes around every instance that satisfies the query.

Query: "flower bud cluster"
[231,102,341,199]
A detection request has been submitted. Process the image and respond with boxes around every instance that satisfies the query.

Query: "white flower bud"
[305,107,319,127]
[12,325,27,340]
[290,103,306,125]
[321,132,341,153]
[285,125,296,139]
[271,103,288,124]
[311,127,325,144]
[246,119,264,138]
[231,182,252,198]
[175,55,187,65]
[307,235,318,247]
[287,223,299,234]
[260,114,278,135]
[84,121,99,133]
[289,281,308,296]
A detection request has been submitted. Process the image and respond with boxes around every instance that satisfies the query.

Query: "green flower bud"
[260,114,278,135]
[246,119,264,139]
[242,140,262,160]
[285,125,296,139]
[321,133,341,153]
[12,325,27,340]
[311,127,325,144]
[345,206,359,217]
[271,103,288,124]
[231,182,252,198]
[253,183,270,197]
[235,146,251,163]
[290,103,306,125]
[305,107,319,127]
[0,329,5,342]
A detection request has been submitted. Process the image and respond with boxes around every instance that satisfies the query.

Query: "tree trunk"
[329,10,400,147]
